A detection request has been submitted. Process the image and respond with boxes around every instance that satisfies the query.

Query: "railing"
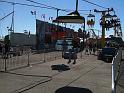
[112,49,122,93]
[0,48,62,71]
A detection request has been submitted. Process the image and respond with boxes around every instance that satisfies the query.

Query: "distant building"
[10,32,36,47]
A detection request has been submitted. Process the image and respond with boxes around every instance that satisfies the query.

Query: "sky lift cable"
[0,0,91,12]
[0,11,14,21]
[81,0,107,9]
[26,0,91,12]
[0,0,115,15]
[26,0,58,10]
[0,0,54,10]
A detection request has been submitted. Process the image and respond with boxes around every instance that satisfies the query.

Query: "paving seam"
[50,55,104,87]
[65,63,104,86]
[2,53,98,93]
[10,77,52,93]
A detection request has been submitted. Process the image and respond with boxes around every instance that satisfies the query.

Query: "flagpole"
[43,14,45,62]
[31,11,36,49]
[56,9,60,40]
[12,3,14,33]
[35,11,36,19]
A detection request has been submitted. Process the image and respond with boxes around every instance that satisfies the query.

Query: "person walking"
[89,42,92,55]
[85,45,89,55]
[92,43,96,55]
[68,38,78,64]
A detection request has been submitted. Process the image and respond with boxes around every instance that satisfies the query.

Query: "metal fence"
[112,49,122,93]
[0,48,62,71]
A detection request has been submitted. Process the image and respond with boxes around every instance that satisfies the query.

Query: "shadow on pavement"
[55,86,93,93]
[51,64,70,72]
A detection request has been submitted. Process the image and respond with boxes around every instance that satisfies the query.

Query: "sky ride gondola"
[87,10,95,28]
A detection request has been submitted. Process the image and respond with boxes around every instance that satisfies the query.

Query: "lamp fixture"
[53,0,85,24]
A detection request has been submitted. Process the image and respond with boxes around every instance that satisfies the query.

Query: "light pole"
[12,3,15,33]
[31,10,37,49]
[56,9,60,40]
[83,19,85,49]
[101,12,106,48]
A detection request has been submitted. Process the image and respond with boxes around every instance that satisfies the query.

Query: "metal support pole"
[5,55,7,71]
[114,27,117,37]
[43,48,45,62]
[27,33,31,66]
[57,9,59,18]
[81,19,85,59]
[83,19,85,49]
[27,50,30,66]
[12,3,14,33]
[56,9,60,40]
[101,12,105,48]
[97,30,99,49]
[76,0,78,11]
[94,8,114,48]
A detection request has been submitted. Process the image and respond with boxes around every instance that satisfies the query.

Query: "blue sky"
[0,0,124,39]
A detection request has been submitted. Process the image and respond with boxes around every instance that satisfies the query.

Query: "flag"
[9,26,12,31]
[49,17,53,21]
[41,14,45,20]
[31,11,36,15]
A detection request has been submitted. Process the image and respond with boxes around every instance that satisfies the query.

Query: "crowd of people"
[85,42,97,55]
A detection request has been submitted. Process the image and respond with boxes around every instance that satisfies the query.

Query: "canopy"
[53,11,85,24]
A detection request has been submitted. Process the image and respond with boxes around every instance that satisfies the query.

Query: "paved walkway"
[0,52,112,93]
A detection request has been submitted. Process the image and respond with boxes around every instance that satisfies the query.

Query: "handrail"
[112,53,117,93]
[112,49,122,93]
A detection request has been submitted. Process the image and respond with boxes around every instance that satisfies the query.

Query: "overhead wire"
[0,0,107,11]
[0,0,90,13]
[26,0,91,12]
[0,11,14,21]
[0,0,56,10]
[26,0,58,10]
[0,0,115,16]
[81,0,108,9]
